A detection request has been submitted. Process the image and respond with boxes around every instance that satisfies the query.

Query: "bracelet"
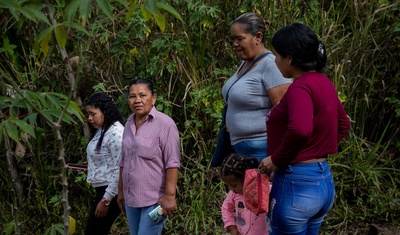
[101,198,111,206]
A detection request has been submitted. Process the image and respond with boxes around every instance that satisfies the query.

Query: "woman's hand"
[259,156,278,173]
[117,193,126,216]
[95,201,109,217]
[227,225,239,235]
[158,194,177,217]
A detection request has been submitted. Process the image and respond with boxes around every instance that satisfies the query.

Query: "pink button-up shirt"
[120,107,180,207]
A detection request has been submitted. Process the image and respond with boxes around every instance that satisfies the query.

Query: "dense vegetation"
[1,0,399,234]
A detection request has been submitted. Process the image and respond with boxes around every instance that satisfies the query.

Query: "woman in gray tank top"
[222,12,291,162]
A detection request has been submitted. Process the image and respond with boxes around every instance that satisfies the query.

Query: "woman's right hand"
[117,193,126,216]
[227,225,239,235]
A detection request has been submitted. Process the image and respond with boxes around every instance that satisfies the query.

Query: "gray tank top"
[222,54,291,145]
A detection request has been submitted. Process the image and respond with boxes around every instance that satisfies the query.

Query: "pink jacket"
[221,190,268,235]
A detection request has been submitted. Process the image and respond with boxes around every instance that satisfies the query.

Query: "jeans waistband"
[276,160,331,177]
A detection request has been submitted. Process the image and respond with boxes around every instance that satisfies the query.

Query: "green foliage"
[0,0,399,234]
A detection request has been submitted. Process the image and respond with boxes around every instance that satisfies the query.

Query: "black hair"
[232,12,267,44]
[271,23,327,72]
[219,153,259,182]
[127,78,155,95]
[84,92,123,151]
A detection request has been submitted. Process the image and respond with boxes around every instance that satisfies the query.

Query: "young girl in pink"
[220,153,269,235]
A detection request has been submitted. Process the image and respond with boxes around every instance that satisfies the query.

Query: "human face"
[222,174,244,194]
[127,83,157,119]
[273,48,292,78]
[85,105,104,129]
[230,23,259,61]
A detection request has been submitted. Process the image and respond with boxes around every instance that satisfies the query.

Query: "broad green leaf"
[42,109,77,124]
[13,119,36,139]
[26,113,38,126]
[140,5,151,21]
[96,0,114,19]
[153,10,166,32]
[54,24,67,49]
[62,101,85,122]
[36,25,54,43]
[13,6,50,25]
[45,94,62,108]
[65,22,91,36]
[4,121,19,143]
[156,2,182,20]
[79,0,91,25]
[61,113,77,124]
[65,0,80,23]
[0,1,19,9]
[41,111,54,124]
[36,27,55,58]
[46,92,68,99]
[144,0,156,14]
[44,108,77,124]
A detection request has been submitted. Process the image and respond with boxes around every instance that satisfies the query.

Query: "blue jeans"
[232,139,267,162]
[268,161,335,235]
[125,204,167,235]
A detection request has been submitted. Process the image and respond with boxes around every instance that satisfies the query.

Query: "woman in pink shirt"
[220,153,268,235]
[259,23,351,234]
[117,78,180,235]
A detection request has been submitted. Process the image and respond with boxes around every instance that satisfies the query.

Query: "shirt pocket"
[136,137,161,160]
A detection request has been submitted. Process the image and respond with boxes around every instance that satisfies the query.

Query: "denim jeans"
[125,204,167,235]
[268,161,335,235]
[232,139,267,162]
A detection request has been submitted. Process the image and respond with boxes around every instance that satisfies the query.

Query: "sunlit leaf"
[96,0,114,19]
[156,2,182,20]
[140,5,151,21]
[69,216,76,235]
[55,24,67,49]
[153,10,166,32]
[36,27,55,58]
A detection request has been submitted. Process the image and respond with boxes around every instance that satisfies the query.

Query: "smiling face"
[230,23,260,61]
[127,83,157,119]
[221,174,244,194]
[85,105,104,129]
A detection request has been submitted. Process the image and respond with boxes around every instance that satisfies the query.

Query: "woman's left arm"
[159,167,178,216]
[267,83,291,105]
[104,125,124,200]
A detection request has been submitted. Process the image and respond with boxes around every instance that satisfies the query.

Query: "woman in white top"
[84,92,124,235]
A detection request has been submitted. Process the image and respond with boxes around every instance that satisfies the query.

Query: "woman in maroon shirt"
[259,23,350,235]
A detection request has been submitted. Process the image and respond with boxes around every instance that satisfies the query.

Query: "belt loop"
[318,162,324,172]
[287,165,293,173]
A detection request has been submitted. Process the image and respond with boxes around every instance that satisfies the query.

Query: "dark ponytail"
[220,153,259,181]
[272,23,327,72]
